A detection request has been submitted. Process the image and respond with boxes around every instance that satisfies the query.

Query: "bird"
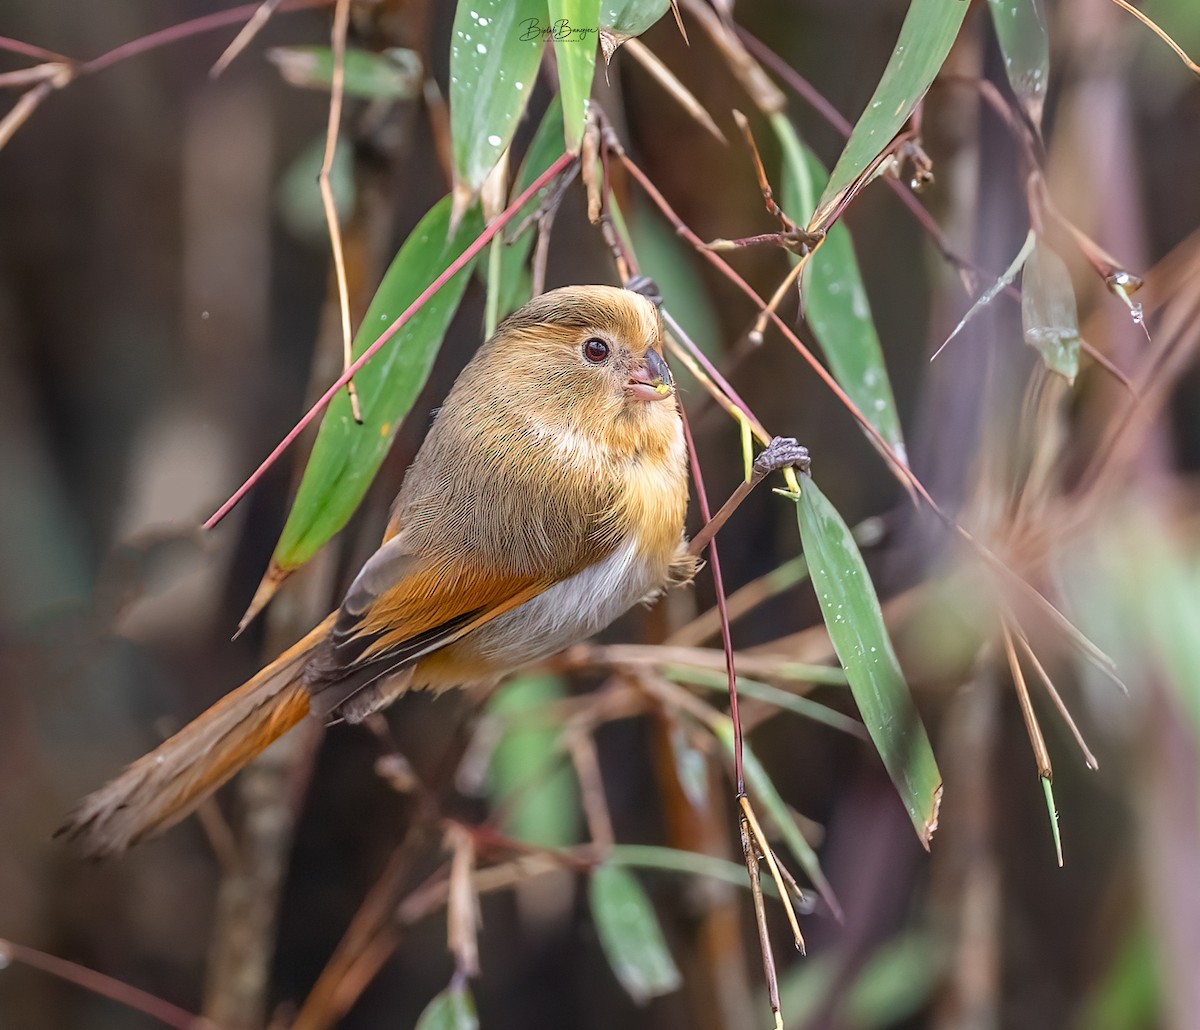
[60,283,703,858]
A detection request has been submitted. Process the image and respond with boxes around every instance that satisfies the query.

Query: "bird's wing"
[303,532,602,716]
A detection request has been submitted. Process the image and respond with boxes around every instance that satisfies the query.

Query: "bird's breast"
[411,410,689,688]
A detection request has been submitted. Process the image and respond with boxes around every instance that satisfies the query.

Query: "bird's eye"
[583,337,610,363]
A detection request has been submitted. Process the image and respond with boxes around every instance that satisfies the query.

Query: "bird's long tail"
[59,614,335,858]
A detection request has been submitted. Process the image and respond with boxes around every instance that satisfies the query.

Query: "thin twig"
[680,408,745,796]
[80,0,331,76]
[445,824,481,979]
[739,796,805,953]
[0,938,203,1030]
[739,817,785,1030]
[566,728,616,849]
[0,72,67,151]
[1013,628,1099,770]
[576,642,844,687]
[0,35,70,63]
[318,0,362,422]
[0,1,331,153]
[1002,624,1052,780]
[209,0,285,78]
[1107,0,1200,75]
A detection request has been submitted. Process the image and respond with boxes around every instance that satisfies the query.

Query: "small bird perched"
[62,283,805,857]
[60,285,691,856]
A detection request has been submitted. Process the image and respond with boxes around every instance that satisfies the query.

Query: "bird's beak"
[627,347,674,402]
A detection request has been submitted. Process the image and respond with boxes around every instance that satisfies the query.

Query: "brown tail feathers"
[59,615,335,858]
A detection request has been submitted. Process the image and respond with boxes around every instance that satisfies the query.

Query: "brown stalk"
[318,0,363,423]
[0,64,73,152]
[739,796,806,954]
[0,938,204,1030]
[679,406,746,795]
[566,728,616,849]
[1106,0,1200,75]
[209,0,284,78]
[578,644,836,687]
[739,817,785,1030]
[0,35,70,62]
[1013,628,1099,770]
[445,824,481,979]
[1002,624,1053,781]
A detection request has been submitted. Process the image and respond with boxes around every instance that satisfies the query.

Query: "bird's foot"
[754,437,810,480]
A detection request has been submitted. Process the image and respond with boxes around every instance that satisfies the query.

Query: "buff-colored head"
[474,285,677,446]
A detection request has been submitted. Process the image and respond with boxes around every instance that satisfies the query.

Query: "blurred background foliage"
[2,0,1200,1028]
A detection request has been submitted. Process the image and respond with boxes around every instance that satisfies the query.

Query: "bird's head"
[489,284,679,452]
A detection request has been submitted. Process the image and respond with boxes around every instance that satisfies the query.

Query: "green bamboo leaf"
[599,0,671,61]
[267,45,422,100]
[609,844,784,898]
[795,476,942,846]
[987,0,1050,126]
[1041,775,1063,867]
[483,95,567,336]
[814,0,970,227]
[1022,238,1080,383]
[664,665,862,738]
[549,0,601,150]
[775,116,906,460]
[415,986,479,1030]
[486,674,580,847]
[450,0,547,194]
[271,196,484,571]
[589,864,683,1004]
[666,723,710,810]
[600,0,669,34]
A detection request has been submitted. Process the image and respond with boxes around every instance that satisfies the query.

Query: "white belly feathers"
[466,536,660,668]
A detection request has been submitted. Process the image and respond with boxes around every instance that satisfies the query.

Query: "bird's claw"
[754,437,810,479]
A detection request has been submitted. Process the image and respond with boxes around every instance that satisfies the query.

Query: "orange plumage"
[61,285,695,857]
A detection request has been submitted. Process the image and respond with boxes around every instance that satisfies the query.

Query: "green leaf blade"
[486,674,580,848]
[589,864,683,1004]
[776,116,905,458]
[483,96,567,335]
[795,477,942,846]
[1021,239,1080,383]
[415,986,480,1030]
[268,46,422,100]
[271,196,484,570]
[988,0,1050,126]
[815,0,970,224]
[549,0,601,150]
[600,0,670,36]
[450,0,547,193]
